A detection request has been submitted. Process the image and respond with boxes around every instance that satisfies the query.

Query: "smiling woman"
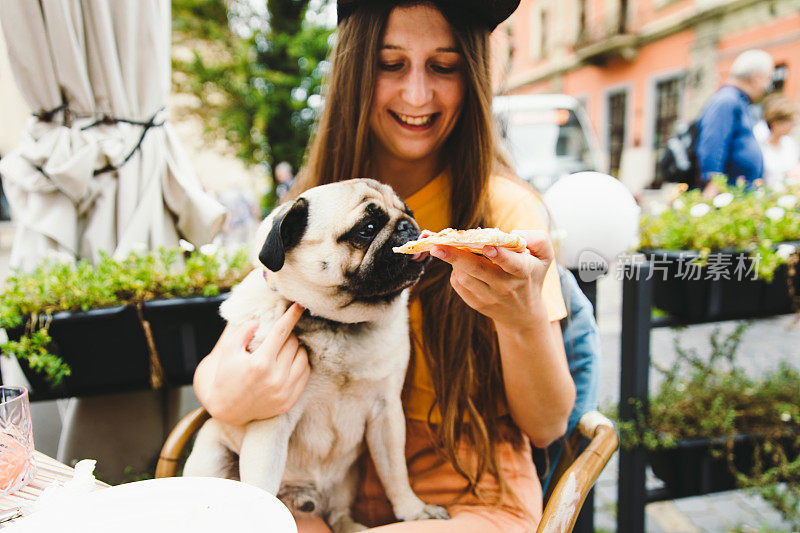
[193,2,576,532]
[367,5,466,196]
[292,3,573,530]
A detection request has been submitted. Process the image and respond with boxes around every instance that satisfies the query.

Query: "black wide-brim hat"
[337,0,520,32]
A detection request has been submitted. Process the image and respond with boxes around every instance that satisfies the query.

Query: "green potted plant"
[639,176,800,321]
[0,247,251,400]
[614,324,800,526]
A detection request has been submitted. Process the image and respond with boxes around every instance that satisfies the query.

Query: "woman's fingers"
[430,243,534,285]
[513,229,554,264]
[286,347,311,403]
[428,231,557,322]
[273,334,301,376]
[430,245,499,283]
[237,320,259,352]
[271,346,310,413]
[480,245,530,277]
[449,266,490,295]
[288,345,310,383]
[257,302,305,359]
[211,320,258,357]
[473,231,555,278]
[199,304,311,424]
[448,270,482,309]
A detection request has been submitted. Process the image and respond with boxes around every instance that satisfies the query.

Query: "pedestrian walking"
[274,161,295,203]
[758,95,799,189]
[217,188,260,248]
[696,49,774,191]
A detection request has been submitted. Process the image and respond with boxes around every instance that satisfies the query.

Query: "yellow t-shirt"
[403,172,568,423]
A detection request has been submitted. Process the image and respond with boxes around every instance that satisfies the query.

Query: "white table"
[0,451,109,527]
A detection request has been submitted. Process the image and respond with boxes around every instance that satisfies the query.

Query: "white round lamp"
[542,172,640,269]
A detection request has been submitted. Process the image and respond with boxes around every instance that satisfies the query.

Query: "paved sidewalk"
[592,274,798,533]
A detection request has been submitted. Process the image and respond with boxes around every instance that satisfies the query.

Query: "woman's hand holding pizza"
[427,229,554,329]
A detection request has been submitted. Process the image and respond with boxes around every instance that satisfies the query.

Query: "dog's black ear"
[259,197,309,272]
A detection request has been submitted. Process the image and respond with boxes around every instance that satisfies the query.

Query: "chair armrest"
[537,411,618,533]
[576,411,615,440]
[155,407,211,478]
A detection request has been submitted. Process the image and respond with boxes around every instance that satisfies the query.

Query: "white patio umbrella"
[0,0,227,481]
[0,0,225,272]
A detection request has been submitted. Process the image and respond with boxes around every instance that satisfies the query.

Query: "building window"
[540,8,548,58]
[618,0,628,33]
[607,90,627,176]
[653,76,684,180]
[529,8,539,58]
[531,6,548,59]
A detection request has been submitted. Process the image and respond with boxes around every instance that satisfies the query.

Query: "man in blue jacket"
[697,49,774,188]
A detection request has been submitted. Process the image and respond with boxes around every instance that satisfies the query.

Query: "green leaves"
[0,247,250,327]
[1,329,70,386]
[640,178,800,280]
[0,246,251,384]
[615,322,800,449]
[611,323,800,527]
[171,0,334,211]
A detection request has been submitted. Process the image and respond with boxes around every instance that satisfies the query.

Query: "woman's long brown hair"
[293,1,521,507]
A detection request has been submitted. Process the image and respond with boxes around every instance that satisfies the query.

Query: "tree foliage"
[171,0,332,183]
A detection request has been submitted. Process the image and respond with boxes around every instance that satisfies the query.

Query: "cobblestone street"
[593,273,799,532]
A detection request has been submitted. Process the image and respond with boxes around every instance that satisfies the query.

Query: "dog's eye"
[358,222,377,239]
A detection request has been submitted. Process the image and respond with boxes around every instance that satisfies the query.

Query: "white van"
[493,94,606,192]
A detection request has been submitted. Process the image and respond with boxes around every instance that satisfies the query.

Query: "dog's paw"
[416,504,449,520]
[395,501,449,522]
[329,516,368,533]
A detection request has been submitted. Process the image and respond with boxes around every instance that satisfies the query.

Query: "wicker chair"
[155,406,211,479]
[536,411,618,533]
[156,408,617,533]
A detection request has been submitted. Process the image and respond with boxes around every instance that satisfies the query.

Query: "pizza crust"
[393,228,527,255]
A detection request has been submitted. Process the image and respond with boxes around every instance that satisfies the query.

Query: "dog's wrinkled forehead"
[304,179,412,234]
[258,179,415,273]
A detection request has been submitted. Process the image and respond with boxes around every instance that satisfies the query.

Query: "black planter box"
[142,294,228,387]
[8,305,151,401]
[648,434,800,498]
[642,249,800,322]
[4,294,230,400]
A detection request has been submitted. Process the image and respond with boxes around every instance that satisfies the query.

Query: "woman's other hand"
[428,229,553,329]
[193,303,311,426]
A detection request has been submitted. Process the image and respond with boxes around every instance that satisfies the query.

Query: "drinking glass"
[0,386,36,495]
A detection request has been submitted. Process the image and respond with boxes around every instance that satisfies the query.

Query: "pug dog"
[183,179,448,532]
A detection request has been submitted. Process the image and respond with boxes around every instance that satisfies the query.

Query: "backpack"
[657,121,700,187]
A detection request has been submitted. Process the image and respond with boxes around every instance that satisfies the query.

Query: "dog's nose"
[395,219,419,241]
[299,501,315,513]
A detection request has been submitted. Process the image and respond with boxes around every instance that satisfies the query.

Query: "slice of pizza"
[393,228,527,255]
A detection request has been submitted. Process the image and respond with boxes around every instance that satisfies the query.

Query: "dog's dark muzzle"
[343,218,428,304]
[392,219,419,246]
[378,217,428,279]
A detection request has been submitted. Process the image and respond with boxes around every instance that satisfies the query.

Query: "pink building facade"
[493,0,800,177]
